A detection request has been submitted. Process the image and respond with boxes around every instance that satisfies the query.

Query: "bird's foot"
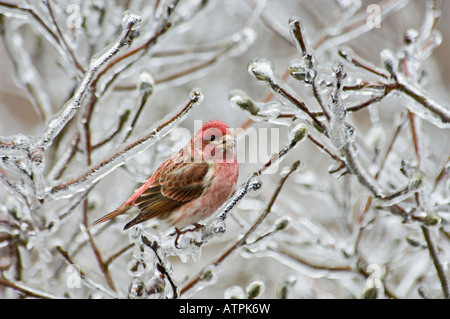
[174,223,204,248]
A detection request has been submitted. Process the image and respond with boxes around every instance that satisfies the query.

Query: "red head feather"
[201,120,230,136]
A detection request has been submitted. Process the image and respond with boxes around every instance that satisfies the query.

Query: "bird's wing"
[123,160,211,229]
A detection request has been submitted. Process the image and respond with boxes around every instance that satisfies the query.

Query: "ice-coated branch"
[181,160,300,297]
[49,89,203,198]
[55,246,118,298]
[248,57,327,134]
[36,12,142,151]
[392,72,450,127]
[289,17,331,121]
[421,225,450,299]
[0,275,60,299]
[340,48,450,128]
[141,235,179,299]
[0,1,81,77]
[329,63,387,199]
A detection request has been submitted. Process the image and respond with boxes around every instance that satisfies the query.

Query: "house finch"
[90,120,239,235]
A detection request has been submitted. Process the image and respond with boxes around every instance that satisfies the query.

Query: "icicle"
[146,275,165,299]
[128,278,147,299]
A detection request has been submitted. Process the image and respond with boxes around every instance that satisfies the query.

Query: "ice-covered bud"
[189,89,204,104]
[289,56,315,84]
[199,266,218,284]
[361,285,380,299]
[31,148,46,199]
[288,122,308,143]
[380,49,399,75]
[208,218,226,237]
[224,285,245,299]
[406,235,422,247]
[229,89,259,116]
[275,217,290,231]
[246,278,266,299]
[424,212,441,226]
[121,11,142,30]
[408,171,425,191]
[400,160,425,191]
[248,58,276,84]
[138,71,154,95]
[247,172,263,195]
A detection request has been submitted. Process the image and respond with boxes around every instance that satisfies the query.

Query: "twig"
[421,226,450,299]
[268,246,352,272]
[43,0,85,74]
[82,202,117,292]
[0,275,58,299]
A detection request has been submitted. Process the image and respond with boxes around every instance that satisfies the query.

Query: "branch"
[55,246,117,298]
[421,226,450,299]
[49,89,202,198]
[35,12,142,151]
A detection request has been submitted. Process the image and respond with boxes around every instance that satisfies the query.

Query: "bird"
[90,120,239,238]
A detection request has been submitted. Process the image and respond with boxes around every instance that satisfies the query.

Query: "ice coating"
[248,57,276,84]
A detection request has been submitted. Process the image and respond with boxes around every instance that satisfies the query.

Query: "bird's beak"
[217,134,235,151]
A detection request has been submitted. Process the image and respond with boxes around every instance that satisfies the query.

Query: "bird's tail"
[88,204,132,230]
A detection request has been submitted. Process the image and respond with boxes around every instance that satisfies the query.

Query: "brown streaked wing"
[127,162,211,228]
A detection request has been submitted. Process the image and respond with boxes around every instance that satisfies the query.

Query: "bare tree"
[0,0,448,299]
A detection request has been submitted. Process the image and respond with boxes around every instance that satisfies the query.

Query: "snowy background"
[0,0,449,299]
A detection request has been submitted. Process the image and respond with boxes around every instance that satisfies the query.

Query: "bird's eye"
[209,135,216,142]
